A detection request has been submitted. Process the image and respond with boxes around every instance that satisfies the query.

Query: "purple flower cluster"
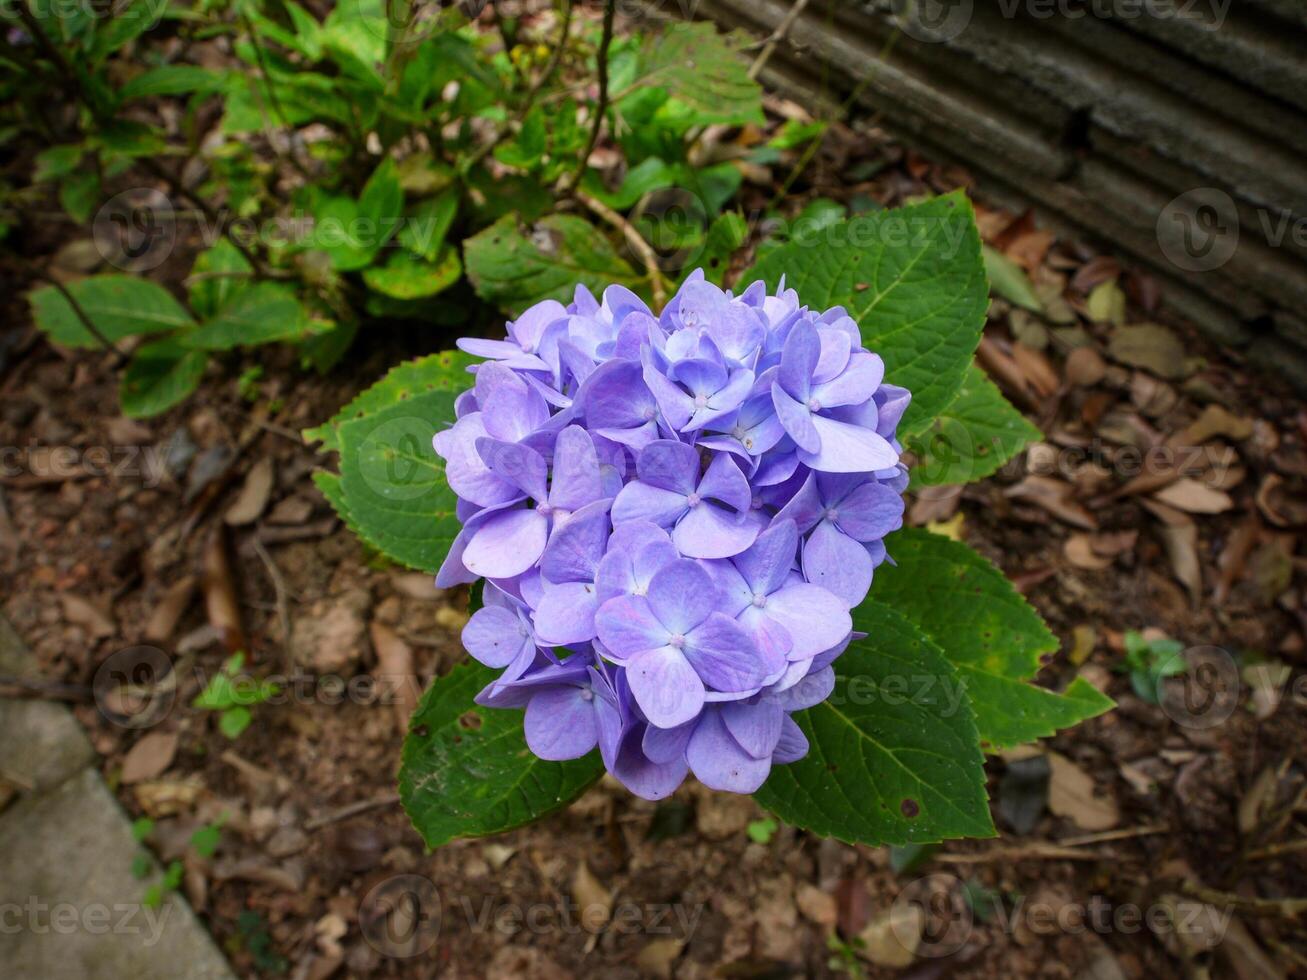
[433,271,909,799]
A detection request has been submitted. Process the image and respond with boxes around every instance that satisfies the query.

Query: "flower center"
[824,507,839,522]
[669,633,686,649]
[685,492,701,507]
[537,502,554,516]
[807,398,822,412]
[579,687,594,702]
[694,394,709,409]
[751,593,768,608]
[642,406,657,421]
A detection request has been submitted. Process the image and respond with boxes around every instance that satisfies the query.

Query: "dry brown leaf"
[1069,624,1097,665]
[1215,515,1260,605]
[1064,347,1106,387]
[1012,343,1060,397]
[391,573,442,600]
[1007,229,1055,271]
[1255,473,1307,527]
[1152,478,1233,514]
[370,622,418,736]
[202,526,245,653]
[60,593,116,639]
[121,731,179,784]
[1086,280,1126,325]
[1064,534,1113,570]
[1090,530,1138,556]
[224,457,275,526]
[977,336,1038,410]
[795,883,838,927]
[1108,323,1188,379]
[857,903,923,968]
[1072,256,1121,293]
[1155,521,1202,604]
[634,938,685,979]
[265,494,314,526]
[571,862,612,934]
[1047,752,1119,831]
[1130,372,1178,417]
[1174,404,1254,445]
[134,775,203,817]
[145,574,197,643]
[1004,475,1098,529]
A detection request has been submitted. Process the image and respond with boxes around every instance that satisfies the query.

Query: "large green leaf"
[637,23,763,128]
[306,351,476,572]
[399,660,604,849]
[464,213,640,315]
[907,362,1041,488]
[871,529,1114,750]
[185,283,315,350]
[755,603,994,846]
[119,66,221,101]
[739,192,988,437]
[362,246,461,300]
[119,338,207,418]
[188,240,253,321]
[29,276,194,348]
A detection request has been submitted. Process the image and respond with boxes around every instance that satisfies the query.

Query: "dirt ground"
[2,115,1306,980]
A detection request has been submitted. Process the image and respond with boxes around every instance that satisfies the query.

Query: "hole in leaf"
[413,724,430,738]
[458,711,483,731]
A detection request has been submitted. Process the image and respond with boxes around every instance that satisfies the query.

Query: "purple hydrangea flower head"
[432,271,911,799]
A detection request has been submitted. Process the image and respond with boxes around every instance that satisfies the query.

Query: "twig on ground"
[252,536,293,661]
[305,791,401,831]
[0,675,92,702]
[748,0,812,80]
[576,189,667,308]
[1179,881,1307,920]
[564,0,615,195]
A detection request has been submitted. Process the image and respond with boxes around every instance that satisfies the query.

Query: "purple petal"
[580,360,658,430]
[772,716,810,764]
[462,606,532,669]
[799,414,899,473]
[627,646,705,728]
[812,327,852,384]
[548,426,602,511]
[684,612,774,693]
[686,709,771,792]
[611,723,688,800]
[645,559,718,634]
[763,583,853,660]
[771,383,820,453]
[673,504,759,560]
[707,304,766,363]
[594,595,669,660]
[812,352,885,409]
[540,498,610,583]
[524,686,600,760]
[642,355,694,430]
[635,440,700,495]
[463,509,548,580]
[439,415,521,508]
[612,481,688,528]
[722,699,785,760]
[695,451,752,513]
[832,480,905,542]
[533,581,601,646]
[779,665,836,711]
[876,384,912,438]
[475,437,548,501]
[777,319,819,402]
[733,519,799,596]
[642,720,694,764]
[802,520,872,608]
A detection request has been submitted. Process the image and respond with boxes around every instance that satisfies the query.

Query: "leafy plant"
[1119,630,1186,705]
[192,652,279,738]
[309,192,1114,850]
[6,0,764,416]
[131,814,226,908]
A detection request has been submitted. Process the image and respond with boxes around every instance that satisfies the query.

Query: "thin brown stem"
[576,189,667,309]
[564,0,615,195]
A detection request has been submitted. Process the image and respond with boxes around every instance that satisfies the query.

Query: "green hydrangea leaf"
[119,338,207,418]
[907,362,1041,488]
[362,246,462,300]
[188,240,253,321]
[400,660,604,849]
[306,351,476,572]
[185,282,318,350]
[871,529,1114,750]
[755,602,994,846]
[739,191,987,438]
[464,213,640,315]
[29,275,194,348]
[637,23,763,128]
